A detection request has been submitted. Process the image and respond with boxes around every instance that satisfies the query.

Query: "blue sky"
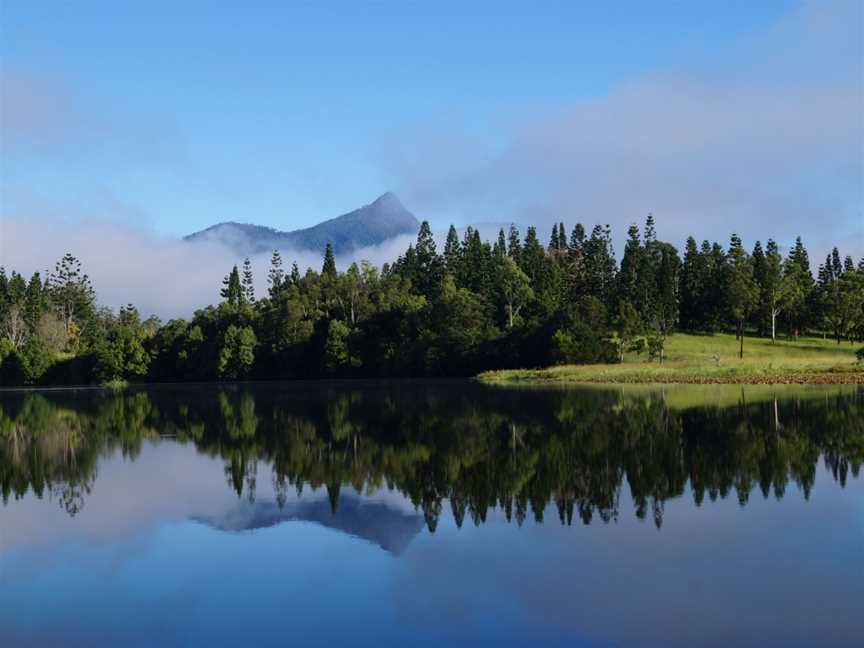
[5,0,849,236]
[0,0,861,317]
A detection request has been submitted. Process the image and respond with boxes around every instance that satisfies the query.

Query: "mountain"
[183,192,420,256]
[193,493,425,556]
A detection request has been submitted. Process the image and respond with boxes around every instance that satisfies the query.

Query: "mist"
[1,210,530,320]
[0,217,420,320]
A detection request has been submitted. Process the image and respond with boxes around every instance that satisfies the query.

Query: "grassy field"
[479,333,864,385]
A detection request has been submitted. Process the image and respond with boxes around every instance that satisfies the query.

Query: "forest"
[1,216,863,385]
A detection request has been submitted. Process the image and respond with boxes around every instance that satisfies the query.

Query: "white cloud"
[381,0,863,261]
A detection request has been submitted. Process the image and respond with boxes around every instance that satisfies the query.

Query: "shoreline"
[4,370,863,391]
[478,368,864,386]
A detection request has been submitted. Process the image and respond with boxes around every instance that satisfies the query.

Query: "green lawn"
[479,333,864,385]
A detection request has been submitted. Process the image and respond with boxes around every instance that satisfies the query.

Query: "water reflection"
[195,495,425,555]
[2,383,861,530]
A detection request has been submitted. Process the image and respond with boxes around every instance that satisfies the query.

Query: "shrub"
[0,338,55,385]
[551,324,617,365]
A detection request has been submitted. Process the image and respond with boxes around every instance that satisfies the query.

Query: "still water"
[0,382,862,647]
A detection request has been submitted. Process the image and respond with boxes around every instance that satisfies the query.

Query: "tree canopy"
[2,215,863,386]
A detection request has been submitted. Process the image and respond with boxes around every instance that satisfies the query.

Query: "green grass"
[479,333,864,385]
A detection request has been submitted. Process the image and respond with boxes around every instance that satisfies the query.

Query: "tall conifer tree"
[322,243,337,278]
[242,257,255,303]
[268,250,284,301]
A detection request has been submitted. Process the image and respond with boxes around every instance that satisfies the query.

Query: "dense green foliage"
[2,217,863,385]
[1,384,861,528]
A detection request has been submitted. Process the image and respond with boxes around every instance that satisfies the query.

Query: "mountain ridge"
[184,192,420,256]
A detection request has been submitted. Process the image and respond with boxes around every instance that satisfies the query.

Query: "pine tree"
[821,247,847,343]
[242,257,255,303]
[460,228,493,295]
[751,241,766,335]
[549,225,560,252]
[566,223,587,299]
[644,213,656,246]
[322,243,337,278]
[680,237,702,331]
[785,236,814,337]
[221,265,243,310]
[547,223,567,265]
[507,224,522,263]
[493,228,507,258]
[399,244,419,288]
[617,224,642,312]
[6,271,26,305]
[569,223,585,251]
[725,233,759,357]
[521,227,546,283]
[268,250,284,301]
[48,253,95,341]
[583,225,616,308]
[831,248,843,281]
[24,272,46,335]
[705,241,728,332]
[829,251,861,343]
[413,221,443,298]
[647,242,681,364]
[0,268,8,331]
[444,224,461,273]
[761,239,786,343]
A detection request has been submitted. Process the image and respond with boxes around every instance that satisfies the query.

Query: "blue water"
[1,383,862,647]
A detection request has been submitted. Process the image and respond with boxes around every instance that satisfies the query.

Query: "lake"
[1,382,862,647]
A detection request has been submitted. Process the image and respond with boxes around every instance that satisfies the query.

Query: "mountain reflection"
[194,495,425,555]
[1,383,862,530]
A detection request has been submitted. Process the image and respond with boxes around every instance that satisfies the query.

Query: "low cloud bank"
[0,217,418,320]
[0,213,522,320]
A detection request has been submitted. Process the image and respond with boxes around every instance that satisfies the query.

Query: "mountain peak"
[184,192,419,256]
[369,191,405,212]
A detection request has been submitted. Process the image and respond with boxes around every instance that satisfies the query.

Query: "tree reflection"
[1,384,862,527]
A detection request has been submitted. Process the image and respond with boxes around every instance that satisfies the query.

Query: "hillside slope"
[184,192,419,255]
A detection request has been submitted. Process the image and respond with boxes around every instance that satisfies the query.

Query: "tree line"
[1,384,861,527]
[1,216,863,384]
